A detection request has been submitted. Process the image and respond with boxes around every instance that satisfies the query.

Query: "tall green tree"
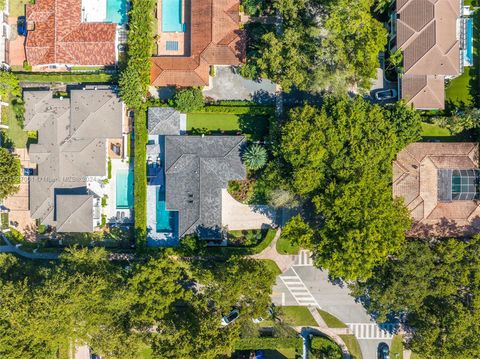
[0,148,20,199]
[276,97,420,280]
[243,0,387,93]
[352,237,480,359]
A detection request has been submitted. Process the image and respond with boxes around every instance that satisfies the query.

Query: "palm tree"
[242,144,267,171]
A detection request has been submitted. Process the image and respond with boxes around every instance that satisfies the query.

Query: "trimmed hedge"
[14,72,114,83]
[134,108,148,249]
[119,0,156,108]
[234,337,303,350]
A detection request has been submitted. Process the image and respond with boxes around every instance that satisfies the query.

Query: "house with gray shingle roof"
[146,107,246,246]
[389,0,466,109]
[24,88,124,232]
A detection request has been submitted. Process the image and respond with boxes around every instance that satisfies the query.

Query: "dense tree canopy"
[275,97,421,280]
[242,0,387,93]
[0,249,276,359]
[0,148,20,199]
[352,237,480,359]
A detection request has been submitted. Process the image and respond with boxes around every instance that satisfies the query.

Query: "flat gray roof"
[164,135,246,239]
[24,89,123,232]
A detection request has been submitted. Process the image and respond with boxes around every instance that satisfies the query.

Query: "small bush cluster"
[171,87,204,113]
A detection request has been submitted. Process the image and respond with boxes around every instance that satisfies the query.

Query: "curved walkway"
[251,228,297,272]
[0,233,59,260]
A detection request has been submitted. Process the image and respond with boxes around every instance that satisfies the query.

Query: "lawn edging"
[339,334,363,359]
[316,309,348,328]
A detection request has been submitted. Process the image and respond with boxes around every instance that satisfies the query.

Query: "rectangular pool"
[106,0,128,25]
[162,0,184,32]
[116,169,134,209]
[466,18,473,66]
[156,188,177,232]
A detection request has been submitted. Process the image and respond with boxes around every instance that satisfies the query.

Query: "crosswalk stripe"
[346,323,395,340]
[294,250,314,266]
[279,268,320,308]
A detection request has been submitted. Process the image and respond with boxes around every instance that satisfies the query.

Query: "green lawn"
[14,72,114,83]
[445,68,474,108]
[1,102,36,148]
[186,112,269,140]
[276,234,300,255]
[281,306,317,327]
[420,123,470,142]
[390,335,404,359]
[9,0,29,17]
[261,259,282,276]
[316,309,347,328]
[339,335,363,359]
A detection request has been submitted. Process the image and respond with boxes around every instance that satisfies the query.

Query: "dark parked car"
[17,16,27,36]
[378,342,390,359]
[375,88,397,101]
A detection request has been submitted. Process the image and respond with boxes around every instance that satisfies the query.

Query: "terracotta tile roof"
[393,142,480,237]
[25,0,117,66]
[150,0,245,87]
[401,75,445,109]
[396,0,460,109]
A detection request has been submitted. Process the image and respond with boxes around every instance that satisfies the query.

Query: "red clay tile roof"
[396,0,460,109]
[393,142,480,237]
[25,0,117,66]
[150,0,245,87]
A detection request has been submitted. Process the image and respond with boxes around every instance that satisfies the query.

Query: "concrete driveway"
[203,66,277,103]
[221,189,276,230]
[272,265,394,359]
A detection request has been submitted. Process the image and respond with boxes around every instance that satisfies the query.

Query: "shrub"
[242,144,267,170]
[134,109,148,248]
[22,61,32,71]
[107,159,112,179]
[190,127,211,136]
[310,336,342,359]
[172,87,204,112]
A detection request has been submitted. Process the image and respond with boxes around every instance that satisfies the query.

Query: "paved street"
[272,258,394,359]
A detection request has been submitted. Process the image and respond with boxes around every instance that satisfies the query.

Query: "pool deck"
[155,0,187,56]
[103,159,133,224]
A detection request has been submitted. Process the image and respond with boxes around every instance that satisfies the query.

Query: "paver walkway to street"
[251,228,297,272]
[0,233,59,260]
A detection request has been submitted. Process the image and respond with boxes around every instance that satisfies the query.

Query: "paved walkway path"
[307,307,352,359]
[0,233,59,260]
[251,228,297,272]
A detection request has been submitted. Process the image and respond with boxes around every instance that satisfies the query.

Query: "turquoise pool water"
[162,0,184,32]
[106,0,128,25]
[156,188,177,232]
[116,169,134,209]
[466,18,473,66]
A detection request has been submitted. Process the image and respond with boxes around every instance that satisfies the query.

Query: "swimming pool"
[156,188,177,232]
[106,0,128,25]
[162,0,185,32]
[466,18,473,66]
[116,169,134,209]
